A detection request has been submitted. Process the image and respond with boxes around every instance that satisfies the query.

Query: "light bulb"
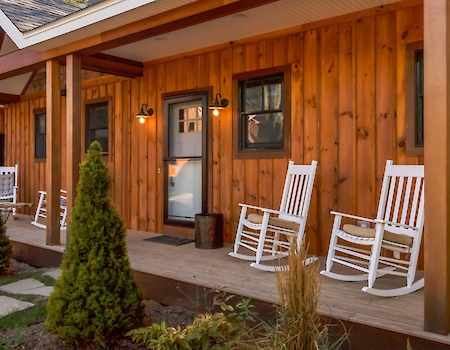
[213,108,219,116]
[139,117,145,123]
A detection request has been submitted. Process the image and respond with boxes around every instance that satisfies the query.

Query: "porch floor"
[5,214,450,347]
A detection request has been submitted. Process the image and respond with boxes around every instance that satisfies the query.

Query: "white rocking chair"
[320,160,425,297]
[229,160,318,272]
[0,165,18,217]
[31,190,67,231]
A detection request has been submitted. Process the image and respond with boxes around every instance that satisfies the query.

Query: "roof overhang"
[0,0,166,49]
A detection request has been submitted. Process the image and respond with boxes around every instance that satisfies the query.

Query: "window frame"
[33,108,46,161]
[405,41,424,157]
[233,65,291,159]
[82,96,113,160]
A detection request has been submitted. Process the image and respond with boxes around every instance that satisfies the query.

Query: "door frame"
[162,88,212,229]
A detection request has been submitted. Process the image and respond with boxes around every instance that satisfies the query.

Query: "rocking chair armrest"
[330,211,377,223]
[238,203,280,215]
[239,203,303,219]
[374,219,419,230]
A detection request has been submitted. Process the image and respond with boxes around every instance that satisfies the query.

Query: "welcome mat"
[143,235,195,246]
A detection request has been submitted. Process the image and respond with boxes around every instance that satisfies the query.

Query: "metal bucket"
[194,213,224,249]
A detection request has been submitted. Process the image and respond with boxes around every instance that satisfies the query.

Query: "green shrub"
[45,141,145,346]
[0,214,11,275]
[128,291,257,349]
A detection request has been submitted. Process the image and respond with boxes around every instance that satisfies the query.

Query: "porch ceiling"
[103,0,402,63]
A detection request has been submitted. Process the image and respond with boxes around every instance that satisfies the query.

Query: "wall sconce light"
[136,103,154,123]
[209,93,228,116]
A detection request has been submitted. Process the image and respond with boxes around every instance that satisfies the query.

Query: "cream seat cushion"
[342,224,413,247]
[247,213,300,231]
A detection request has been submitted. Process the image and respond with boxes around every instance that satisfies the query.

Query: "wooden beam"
[0,93,20,104]
[0,28,5,51]
[424,0,450,335]
[65,54,82,246]
[81,54,143,78]
[45,59,62,246]
[0,0,276,80]
[0,49,46,79]
[78,0,279,55]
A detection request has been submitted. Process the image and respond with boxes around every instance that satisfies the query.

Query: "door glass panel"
[167,159,202,222]
[166,99,203,223]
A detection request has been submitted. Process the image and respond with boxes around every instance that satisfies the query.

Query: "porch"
[5,214,450,349]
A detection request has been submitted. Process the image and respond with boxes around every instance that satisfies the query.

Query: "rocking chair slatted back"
[279,162,316,226]
[0,164,18,216]
[378,162,425,237]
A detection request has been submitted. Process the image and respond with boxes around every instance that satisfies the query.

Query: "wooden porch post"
[424,0,450,335]
[66,54,82,245]
[45,59,62,246]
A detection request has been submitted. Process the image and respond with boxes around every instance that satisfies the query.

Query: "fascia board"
[4,0,157,49]
[0,10,26,48]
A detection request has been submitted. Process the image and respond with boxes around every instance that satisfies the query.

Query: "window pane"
[35,112,46,158]
[244,84,262,112]
[267,82,282,110]
[245,113,284,148]
[86,101,109,154]
[94,129,108,139]
[178,107,202,133]
[96,138,108,153]
[35,134,46,159]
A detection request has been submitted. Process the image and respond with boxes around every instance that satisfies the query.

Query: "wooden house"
[0,0,449,336]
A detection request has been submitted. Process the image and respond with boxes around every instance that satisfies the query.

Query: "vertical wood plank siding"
[3,5,424,263]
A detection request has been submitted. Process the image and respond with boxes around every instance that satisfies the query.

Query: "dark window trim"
[405,41,424,157]
[33,107,46,162]
[82,96,113,161]
[232,65,291,159]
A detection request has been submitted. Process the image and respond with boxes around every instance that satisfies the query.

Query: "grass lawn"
[0,270,56,349]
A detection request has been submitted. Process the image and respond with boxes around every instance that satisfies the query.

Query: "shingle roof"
[0,0,105,33]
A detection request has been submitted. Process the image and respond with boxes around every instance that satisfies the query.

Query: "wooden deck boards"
[5,214,450,346]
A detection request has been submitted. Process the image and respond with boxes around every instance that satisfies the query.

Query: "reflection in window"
[179,107,202,133]
[35,111,46,159]
[240,74,284,150]
[85,101,109,154]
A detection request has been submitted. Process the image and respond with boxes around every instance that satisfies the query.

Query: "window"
[406,41,424,156]
[34,110,46,159]
[233,66,291,159]
[84,97,112,156]
[178,106,202,133]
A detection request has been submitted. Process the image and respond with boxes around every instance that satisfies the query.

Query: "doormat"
[143,235,194,246]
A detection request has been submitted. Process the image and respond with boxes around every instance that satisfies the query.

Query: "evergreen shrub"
[0,215,11,275]
[45,141,145,346]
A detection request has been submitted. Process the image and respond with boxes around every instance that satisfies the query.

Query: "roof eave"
[2,0,158,50]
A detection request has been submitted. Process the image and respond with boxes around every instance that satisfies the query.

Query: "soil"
[0,260,197,350]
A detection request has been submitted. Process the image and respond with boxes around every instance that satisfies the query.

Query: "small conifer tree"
[45,141,145,346]
[0,215,12,275]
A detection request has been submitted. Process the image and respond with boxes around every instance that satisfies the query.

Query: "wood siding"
[3,4,424,262]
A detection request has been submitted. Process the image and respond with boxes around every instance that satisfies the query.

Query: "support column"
[66,54,82,245]
[45,59,62,246]
[424,0,450,335]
